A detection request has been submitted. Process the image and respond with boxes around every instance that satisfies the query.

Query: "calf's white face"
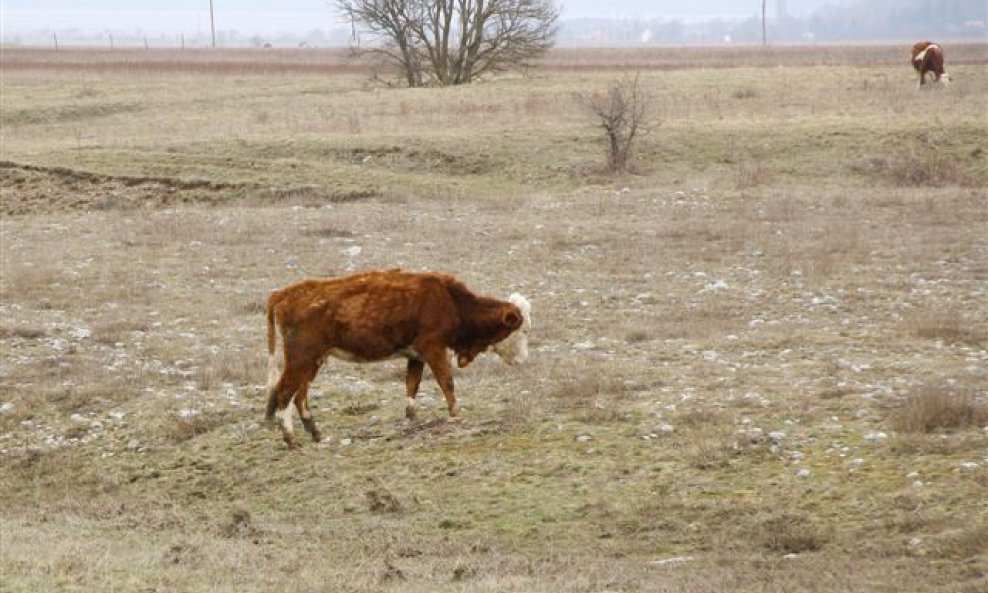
[491,293,532,365]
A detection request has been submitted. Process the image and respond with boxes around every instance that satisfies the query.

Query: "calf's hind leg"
[404,358,425,420]
[266,362,317,449]
[294,380,322,443]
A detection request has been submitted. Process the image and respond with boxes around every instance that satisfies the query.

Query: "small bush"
[891,386,987,434]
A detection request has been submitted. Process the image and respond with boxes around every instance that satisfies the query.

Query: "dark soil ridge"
[0,160,381,215]
[0,160,249,192]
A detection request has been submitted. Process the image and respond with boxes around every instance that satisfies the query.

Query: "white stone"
[69,326,91,340]
[796,469,811,478]
[650,556,694,566]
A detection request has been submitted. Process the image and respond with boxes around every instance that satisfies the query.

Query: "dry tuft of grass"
[755,513,830,554]
[195,351,263,390]
[366,486,404,514]
[891,385,988,434]
[163,410,231,443]
[907,309,987,347]
[733,160,774,189]
[851,152,973,187]
[0,325,47,339]
[926,525,988,560]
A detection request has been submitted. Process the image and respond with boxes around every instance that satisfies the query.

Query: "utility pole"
[761,0,767,46]
[209,0,217,48]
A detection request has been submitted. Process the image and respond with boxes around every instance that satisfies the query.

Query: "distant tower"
[776,0,788,19]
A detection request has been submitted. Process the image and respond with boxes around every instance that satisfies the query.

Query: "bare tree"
[338,0,559,87]
[581,73,652,173]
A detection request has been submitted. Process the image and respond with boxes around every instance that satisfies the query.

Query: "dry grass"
[1,45,986,593]
[851,152,974,187]
[755,513,830,554]
[891,385,988,434]
[907,309,987,347]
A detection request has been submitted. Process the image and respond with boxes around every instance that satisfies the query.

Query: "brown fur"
[264,269,523,448]
[911,41,947,86]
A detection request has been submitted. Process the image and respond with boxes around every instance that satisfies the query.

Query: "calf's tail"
[265,296,280,420]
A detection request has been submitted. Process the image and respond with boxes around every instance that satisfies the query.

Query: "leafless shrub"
[580,73,653,173]
[891,385,987,434]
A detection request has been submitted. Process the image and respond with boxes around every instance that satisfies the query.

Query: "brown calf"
[264,269,531,448]
[912,41,949,87]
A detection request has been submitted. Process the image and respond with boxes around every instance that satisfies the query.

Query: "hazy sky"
[2,1,851,36]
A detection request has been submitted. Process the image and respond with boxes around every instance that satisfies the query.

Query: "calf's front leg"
[421,347,458,418]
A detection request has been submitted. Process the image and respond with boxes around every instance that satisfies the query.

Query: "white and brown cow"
[912,41,949,88]
[264,269,531,448]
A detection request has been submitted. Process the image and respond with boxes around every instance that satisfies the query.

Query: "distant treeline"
[558,0,987,45]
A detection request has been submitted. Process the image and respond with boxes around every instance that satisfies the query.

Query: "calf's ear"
[502,308,522,330]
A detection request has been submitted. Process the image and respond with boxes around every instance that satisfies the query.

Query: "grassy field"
[1,46,986,592]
